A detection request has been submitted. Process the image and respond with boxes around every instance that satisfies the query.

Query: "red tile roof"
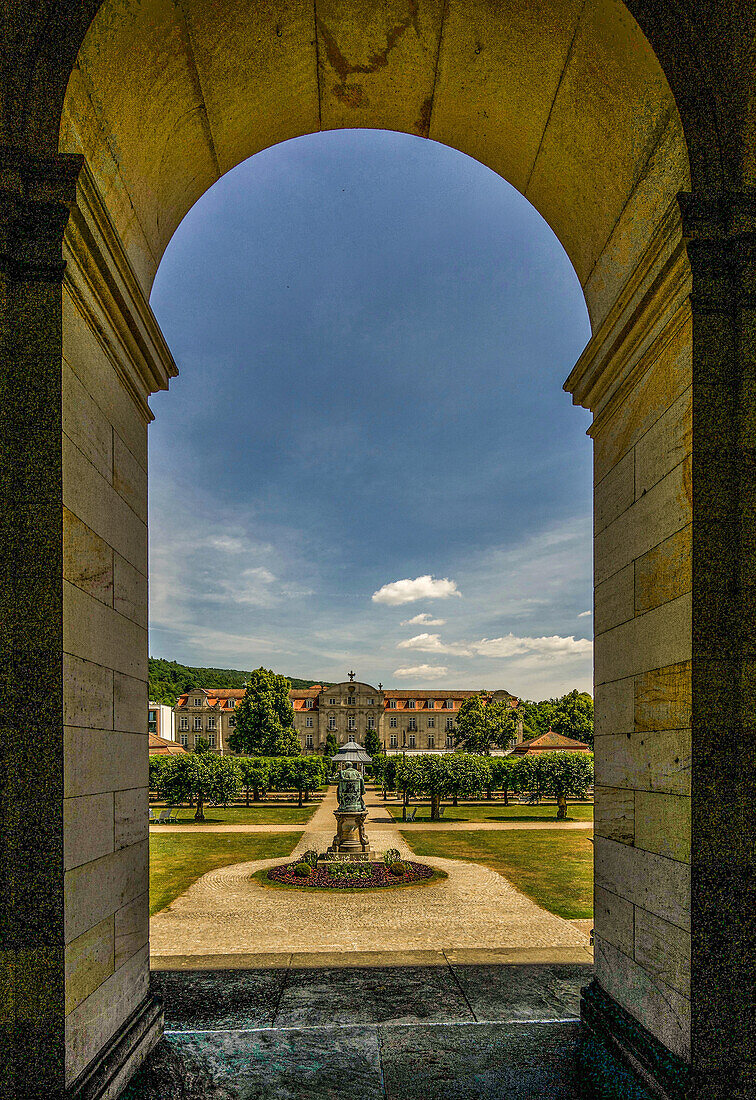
[511,730,591,754]
[149,732,187,754]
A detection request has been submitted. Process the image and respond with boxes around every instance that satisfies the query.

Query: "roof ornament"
[378,682,383,691]
[348,669,355,681]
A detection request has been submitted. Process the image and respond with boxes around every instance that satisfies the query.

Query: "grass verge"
[149,831,303,915]
[150,804,318,826]
[401,828,593,919]
[249,866,448,892]
[387,801,593,823]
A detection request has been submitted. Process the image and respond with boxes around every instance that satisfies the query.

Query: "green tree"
[228,668,299,756]
[363,726,382,758]
[550,690,594,748]
[396,754,490,820]
[536,751,594,817]
[237,757,270,804]
[482,756,523,803]
[154,753,242,820]
[322,732,339,759]
[453,693,519,754]
[279,755,327,806]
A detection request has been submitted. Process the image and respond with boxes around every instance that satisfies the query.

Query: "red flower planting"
[267,860,435,888]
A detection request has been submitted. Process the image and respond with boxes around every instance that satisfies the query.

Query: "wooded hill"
[149,657,329,706]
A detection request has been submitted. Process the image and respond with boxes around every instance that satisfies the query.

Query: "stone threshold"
[151,945,594,971]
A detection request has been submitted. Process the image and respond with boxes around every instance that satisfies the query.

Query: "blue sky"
[148,128,593,699]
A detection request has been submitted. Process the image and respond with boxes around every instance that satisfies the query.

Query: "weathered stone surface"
[634,525,692,617]
[594,448,634,534]
[634,791,691,863]
[594,564,634,636]
[634,909,691,997]
[594,837,689,932]
[63,792,114,871]
[115,891,149,970]
[62,506,113,606]
[593,786,634,845]
[64,840,148,944]
[594,593,691,685]
[635,661,691,731]
[64,727,148,798]
[64,916,114,1015]
[62,652,113,730]
[115,787,148,851]
[593,886,634,958]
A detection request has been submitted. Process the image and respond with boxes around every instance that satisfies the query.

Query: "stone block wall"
[59,171,175,1088]
[567,203,693,1061]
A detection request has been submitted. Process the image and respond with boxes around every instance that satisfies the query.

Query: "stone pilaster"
[679,189,756,1100]
[0,146,83,1100]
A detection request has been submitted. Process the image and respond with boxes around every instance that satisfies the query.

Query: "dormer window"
[389,700,397,709]
[193,698,202,707]
[445,699,454,709]
[306,699,313,709]
[427,700,436,709]
[227,699,235,709]
[407,700,415,709]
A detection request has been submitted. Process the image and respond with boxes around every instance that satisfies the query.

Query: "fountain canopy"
[331,739,372,771]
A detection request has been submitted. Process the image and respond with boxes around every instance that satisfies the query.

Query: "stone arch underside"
[11,0,736,1097]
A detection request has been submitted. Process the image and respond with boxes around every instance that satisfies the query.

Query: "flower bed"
[266,859,436,889]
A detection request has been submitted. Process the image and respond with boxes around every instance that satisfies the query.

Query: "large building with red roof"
[174,678,521,755]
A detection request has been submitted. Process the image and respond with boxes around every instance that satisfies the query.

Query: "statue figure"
[330,765,371,856]
[337,766,365,814]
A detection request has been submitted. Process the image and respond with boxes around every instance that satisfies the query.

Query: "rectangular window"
[445,699,454,709]
[407,700,415,709]
[148,710,156,722]
[389,700,397,709]
[305,715,313,728]
[180,717,188,731]
[389,716,397,728]
[208,733,216,748]
[408,716,417,731]
[347,696,355,704]
[428,700,436,709]
[193,698,202,707]
[306,699,313,709]
[347,716,356,732]
[208,717,216,730]
[180,734,188,748]
[367,698,374,706]
[329,698,337,705]
[428,735,435,748]
[227,699,235,709]
[446,717,454,731]
[408,735,416,748]
[446,735,454,748]
[427,716,435,729]
[306,734,314,749]
[328,715,337,731]
[367,715,375,729]
[390,734,398,748]
[194,717,202,731]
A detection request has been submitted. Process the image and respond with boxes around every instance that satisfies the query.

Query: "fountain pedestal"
[327,810,374,859]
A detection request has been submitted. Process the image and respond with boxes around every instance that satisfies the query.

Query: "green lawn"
[149,831,303,915]
[386,801,593,823]
[149,804,319,825]
[401,828,594,919]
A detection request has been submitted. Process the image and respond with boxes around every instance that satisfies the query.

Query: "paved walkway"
[150,789,591,958]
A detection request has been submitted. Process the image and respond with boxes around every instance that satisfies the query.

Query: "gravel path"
[150,788,590,958]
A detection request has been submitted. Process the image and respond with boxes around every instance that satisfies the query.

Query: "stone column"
[681,190,756,1100]
[0,148,167,1100]
[0,146,84,1100]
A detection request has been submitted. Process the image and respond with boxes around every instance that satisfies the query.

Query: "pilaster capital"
[0,148,84,280]
[678,189,756,313]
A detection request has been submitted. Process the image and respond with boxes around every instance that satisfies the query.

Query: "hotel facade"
[173,679,521,755]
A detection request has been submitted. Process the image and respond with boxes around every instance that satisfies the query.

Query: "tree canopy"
[453,693,520,754]
[520,690,594,747]
[227,668,300,756]
[152,752,242,820]
[148,656,327,706]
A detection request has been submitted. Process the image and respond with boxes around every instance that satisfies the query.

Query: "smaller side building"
[149,732,186,755]
[148,701,176,741]
[510,729,591,754]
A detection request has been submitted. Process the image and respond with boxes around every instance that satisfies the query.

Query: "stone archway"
[0,2,754,1099]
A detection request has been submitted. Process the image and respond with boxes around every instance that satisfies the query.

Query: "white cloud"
[397,633,472,656]
[394,664,449,679]
[401,612,446,626]
[207,535,247,554]
[578,610,592,618]
[372,575,461,606]
[472,634,593,661]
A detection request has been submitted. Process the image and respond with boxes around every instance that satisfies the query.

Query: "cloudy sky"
[148,129,593,700]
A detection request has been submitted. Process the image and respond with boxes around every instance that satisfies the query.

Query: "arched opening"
[3,1,711,1096]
